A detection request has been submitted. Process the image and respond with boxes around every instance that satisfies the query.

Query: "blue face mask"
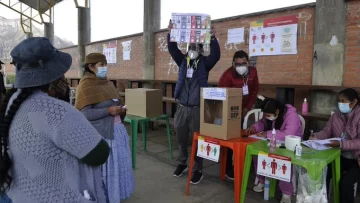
[338,102,352,114]
[96,66,108,79]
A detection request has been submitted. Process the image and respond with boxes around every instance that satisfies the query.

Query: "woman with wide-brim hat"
[0,37,110,203]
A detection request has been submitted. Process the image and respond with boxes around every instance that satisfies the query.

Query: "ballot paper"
[249,135,268,140]
[301,138,342,150]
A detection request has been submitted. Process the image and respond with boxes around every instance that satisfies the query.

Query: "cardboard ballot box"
[125,88,163,118]
[200,88,242,140]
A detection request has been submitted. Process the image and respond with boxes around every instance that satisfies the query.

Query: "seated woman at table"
[246,98,303,203]
[310,88,360,203]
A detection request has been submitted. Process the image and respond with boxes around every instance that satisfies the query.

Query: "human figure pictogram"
[206,144,212,156]
[213,147,217,157]
[261,33,266,43]
[262,159,267,170]
[271,159,277,175]
[270,32,275,43]
[282,164,287,175]
[252,34,257,44]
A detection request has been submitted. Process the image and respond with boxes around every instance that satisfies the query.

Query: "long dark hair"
[84,63,97,75]
[261,98,286,130]
[0,86,48,193]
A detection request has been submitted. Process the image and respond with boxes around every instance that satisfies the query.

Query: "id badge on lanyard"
[186,59,199,79]
[243,76,249,96]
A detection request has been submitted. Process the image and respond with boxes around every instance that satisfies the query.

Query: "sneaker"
[253,183,264,192]
[280,194,291,203]
[190,170,203,184]
[173,164,188,177]
[225,169,234,181]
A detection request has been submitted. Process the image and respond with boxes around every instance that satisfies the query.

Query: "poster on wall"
[170,13,211,44]
[249,15,298,57]
[121,40,132,61]
[103,41,117,64]
[227,27,245,43]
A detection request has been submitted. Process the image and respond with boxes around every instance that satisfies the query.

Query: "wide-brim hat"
[10,37,72,88]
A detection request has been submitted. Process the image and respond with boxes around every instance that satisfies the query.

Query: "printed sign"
[121,40,132,61]
[257,152,292,182]
[103,41,117,64]
[170,13,211,44]
[227,27,245,43]
[202,88,227,101]
[197,136,220,162]
[249,15,298,56]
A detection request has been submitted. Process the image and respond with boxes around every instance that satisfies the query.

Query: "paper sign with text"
[202,88,227,100]
[197,137,220,162]
[257,152,292,182]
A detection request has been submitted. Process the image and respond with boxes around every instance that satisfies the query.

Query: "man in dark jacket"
[0,61,6,96]
[168,20,221,184]
[218,50,259,180]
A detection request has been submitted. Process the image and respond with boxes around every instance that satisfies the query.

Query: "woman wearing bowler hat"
[0,37,110,203]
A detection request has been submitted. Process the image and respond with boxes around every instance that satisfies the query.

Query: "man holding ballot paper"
[167,17,220,184]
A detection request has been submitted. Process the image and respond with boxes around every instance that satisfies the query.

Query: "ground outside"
[122,123,360,203]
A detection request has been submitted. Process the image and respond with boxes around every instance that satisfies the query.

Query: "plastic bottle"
[264,178,270,200]
[270,128,276,152]
[302,98,308,115]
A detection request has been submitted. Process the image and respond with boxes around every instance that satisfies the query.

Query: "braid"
[0,88,34,194]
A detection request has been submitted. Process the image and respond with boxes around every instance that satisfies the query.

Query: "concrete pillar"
[142,0,161,88]
[310,0,347,130]
[25,32,33,38]
[44,22,54,45]
[77,7,91,78]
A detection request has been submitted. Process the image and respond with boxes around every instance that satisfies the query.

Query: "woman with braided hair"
[0,37,110,203]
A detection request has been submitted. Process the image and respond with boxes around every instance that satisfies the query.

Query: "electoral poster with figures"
[170,13,211,44]
[249,15,298,57]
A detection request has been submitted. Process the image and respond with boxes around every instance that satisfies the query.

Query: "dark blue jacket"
[167,34,221,103]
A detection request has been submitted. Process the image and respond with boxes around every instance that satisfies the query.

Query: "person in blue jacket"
[168,20,221,184]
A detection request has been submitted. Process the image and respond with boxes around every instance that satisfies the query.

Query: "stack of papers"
[302,138,342,150]
[249,135,267,140]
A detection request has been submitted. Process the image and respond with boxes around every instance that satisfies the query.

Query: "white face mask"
[235,66,248,75]
[96,66,108,79]
[188,51,199,60]
[266,115,278,121]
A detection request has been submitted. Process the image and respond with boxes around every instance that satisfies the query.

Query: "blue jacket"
[167,34,221,102]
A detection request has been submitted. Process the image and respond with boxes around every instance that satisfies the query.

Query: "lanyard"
[187,57,200,70]
[242,75,249,87]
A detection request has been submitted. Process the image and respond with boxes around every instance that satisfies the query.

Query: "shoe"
[253,183,264,193]
[190,170,203,184]
[280,194,291,203]
[173,164,188,177]
[225,169,234,181]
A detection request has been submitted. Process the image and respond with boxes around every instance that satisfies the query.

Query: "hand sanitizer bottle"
[302,98,308,115]
[270,128,276,152]
[264,178,270,200]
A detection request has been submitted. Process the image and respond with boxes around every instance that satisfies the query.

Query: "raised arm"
[204,36,221,71]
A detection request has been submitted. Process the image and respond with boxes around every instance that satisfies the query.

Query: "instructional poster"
[103,41,117,64]
[249,15,298,56]
[257,152,292,182]
[197,136,220,162]
[170,13,211,44]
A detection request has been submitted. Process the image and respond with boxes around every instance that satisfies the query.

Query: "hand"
[257,131,267,138]
[325,140,341,148]
[309,135,317,140]
[210,26,216,37]
[107,106,121,116]
[119,106,127,115]
[245,126,256,135]
[242,108,249,117]
[168,20,173,31]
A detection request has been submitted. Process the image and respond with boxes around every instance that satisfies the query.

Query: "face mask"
[338,102,352,114]
[235,66,248,75]
[96,66,108,79]
[188,51,199,60]
[266,115,278,121]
